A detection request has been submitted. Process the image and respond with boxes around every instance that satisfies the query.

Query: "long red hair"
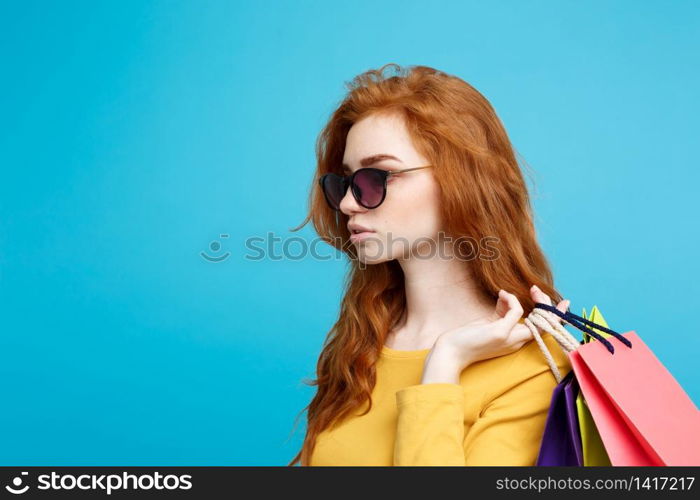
[287,63,562,466]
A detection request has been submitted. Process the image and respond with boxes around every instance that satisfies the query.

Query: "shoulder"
[513,330,572,378]
[472,331,573,408]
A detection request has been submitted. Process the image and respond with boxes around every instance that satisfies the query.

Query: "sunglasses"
[319,165,434,210]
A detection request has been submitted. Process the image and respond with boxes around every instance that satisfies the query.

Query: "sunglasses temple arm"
[391,165,434,176]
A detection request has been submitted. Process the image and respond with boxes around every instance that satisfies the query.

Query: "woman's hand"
[421,285,570,384]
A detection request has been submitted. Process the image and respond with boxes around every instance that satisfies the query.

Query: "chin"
[353,244,392,266]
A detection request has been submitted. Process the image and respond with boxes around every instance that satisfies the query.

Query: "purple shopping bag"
[536,369,584,466]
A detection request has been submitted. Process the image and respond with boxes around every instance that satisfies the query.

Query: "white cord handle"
[524,306,580,383]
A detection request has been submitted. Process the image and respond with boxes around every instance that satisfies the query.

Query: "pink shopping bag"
[534,303,700,466]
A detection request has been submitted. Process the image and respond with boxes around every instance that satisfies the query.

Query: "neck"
[387,242,496,349]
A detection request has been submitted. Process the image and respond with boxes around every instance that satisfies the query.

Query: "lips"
[348,223,376,244]
[348,223,374,234]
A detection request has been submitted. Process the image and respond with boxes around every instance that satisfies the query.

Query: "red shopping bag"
[534,303,700,466]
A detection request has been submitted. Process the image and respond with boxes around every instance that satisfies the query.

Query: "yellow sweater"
[309,328,573,466]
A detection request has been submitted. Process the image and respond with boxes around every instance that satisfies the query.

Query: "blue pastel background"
[1,0,698,465]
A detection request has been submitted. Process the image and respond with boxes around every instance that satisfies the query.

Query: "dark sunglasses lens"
[353,169,386,208]
[321,174,346,209]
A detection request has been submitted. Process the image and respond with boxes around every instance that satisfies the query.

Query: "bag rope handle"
[525,302,633,383]
[524,307,579,383]
[534,302,633,352]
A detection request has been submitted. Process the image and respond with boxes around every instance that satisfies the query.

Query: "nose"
[338,184,367,216]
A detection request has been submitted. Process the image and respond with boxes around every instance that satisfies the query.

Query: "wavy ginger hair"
[287,63,562,466]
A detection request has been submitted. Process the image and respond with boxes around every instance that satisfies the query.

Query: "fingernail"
[532,285,539,291]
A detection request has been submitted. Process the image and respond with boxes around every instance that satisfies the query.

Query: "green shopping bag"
[577,306,612,466]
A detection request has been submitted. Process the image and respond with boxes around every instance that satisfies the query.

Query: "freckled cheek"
[379,184,441,239]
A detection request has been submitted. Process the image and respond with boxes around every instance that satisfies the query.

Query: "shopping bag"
[529,306,608,465]
[577,306,611,466]
[536,369,584,465]
[526,307,583,466]
[535,302,700,466]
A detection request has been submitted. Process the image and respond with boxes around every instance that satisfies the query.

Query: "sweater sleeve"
[393,383,467,466]
[393,338,570,466]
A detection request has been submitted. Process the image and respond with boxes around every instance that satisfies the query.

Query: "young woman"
[288,63,572,466]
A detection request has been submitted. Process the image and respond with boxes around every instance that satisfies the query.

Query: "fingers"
[530,284,552,306]
[531,284,570,322]
[497,289,524,329]
[511,323,533,346]
[555,298,570,314]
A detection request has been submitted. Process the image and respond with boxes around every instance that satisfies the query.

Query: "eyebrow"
[341,154,403,172]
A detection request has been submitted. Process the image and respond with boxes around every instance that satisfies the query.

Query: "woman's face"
[340,112,443,265]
